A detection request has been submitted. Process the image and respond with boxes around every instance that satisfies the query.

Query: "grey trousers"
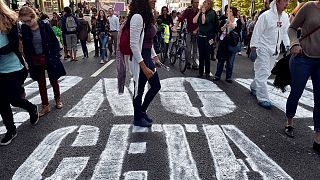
[185,33,198,66]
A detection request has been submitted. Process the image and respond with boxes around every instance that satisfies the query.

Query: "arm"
[250,14,265,49]
[116,17,120,31]
[193,11,201,24]
[0,24,19,55]
[282,14,290,48]
[288,5,306,49]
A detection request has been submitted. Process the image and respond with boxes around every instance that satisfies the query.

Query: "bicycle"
[175,29,187,73]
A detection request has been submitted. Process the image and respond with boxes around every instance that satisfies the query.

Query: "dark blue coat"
[21,20,66,81]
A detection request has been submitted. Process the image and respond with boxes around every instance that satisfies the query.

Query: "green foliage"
[213,0,306,16]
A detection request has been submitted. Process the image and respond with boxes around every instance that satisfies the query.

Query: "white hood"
[250,0,290,54]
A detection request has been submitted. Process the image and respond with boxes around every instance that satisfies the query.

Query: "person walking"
[96,10,110,64]
[249,0,290,109]
[91,8,100,57]
[126,0,161,127]
[285,1,320,151]
[108,8,119,57]
[19,6,66,117]
[174,0,199,70]
[61,6,79,61]
[0,1,39,145]
[78,12,91,59]
[193,0,219,78]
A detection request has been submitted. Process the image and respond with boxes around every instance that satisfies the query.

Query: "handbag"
[31,55,46,66]
[227,30,240,47]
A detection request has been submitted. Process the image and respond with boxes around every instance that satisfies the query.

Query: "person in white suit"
[249,0,290,109]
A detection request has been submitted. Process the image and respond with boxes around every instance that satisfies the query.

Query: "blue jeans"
[215,45,238,79]
[286,54,320,131]
[133,49,161,121]
[99,34,108,60]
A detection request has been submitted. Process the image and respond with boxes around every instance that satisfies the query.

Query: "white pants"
[250,48,278,102]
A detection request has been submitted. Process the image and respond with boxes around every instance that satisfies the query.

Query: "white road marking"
[184,124,199,132]
[45,157,89,180]
[24,78,32,84]
[104,78,134,116]
[151,124,163,132]
[222,125,293,180]
[187,77,222,92]
[305,80,313,90]
[128,142,147,154]
[236,78,312,118]
[29,76,82,105]
[203,125,249,180]
[132,126,149,133]
[0,112,30,135]
[65,80,104,117]
[123,171,148,180]
[163,124,201,180]
[71,125,100,147]
[309,126,314,131]
[90,60,115,77]
[91,124,130,180]
[13,126,78,180]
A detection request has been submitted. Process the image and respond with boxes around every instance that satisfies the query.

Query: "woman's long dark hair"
[125,0,154,28]
[98,10,107,23]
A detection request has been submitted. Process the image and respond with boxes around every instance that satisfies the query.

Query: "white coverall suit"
[250,0,290,103]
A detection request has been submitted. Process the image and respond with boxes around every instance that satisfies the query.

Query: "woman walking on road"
[96,10,110,64]
[0,1,39,146]
[19,7,66,117]
[127,0,162,127]
[285,1,320,152]
[78,12,91,59]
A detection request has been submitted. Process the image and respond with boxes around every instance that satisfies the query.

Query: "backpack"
[119,20,144,56]
[66,16,77,32]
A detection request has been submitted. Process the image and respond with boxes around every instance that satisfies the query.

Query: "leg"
[0,79,15,133]
[72,34,77,60]
[204,38,211,76]
[37,66,49,106]
[141,72,161,112]
[80,40,86,56]
[133,70,148,121]
[197,37,205,76]
[226,45,237,80]
[192,35,198,67]
[185,34,192,68]
[312,63,320,134]
[113,32,118,54]
[94,34,99,56]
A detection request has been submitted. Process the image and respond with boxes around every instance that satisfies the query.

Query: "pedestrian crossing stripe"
[13,124,292,180]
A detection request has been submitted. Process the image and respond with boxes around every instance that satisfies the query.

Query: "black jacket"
[21,20,66,81]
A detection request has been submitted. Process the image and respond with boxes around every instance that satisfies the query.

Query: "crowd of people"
[0,0,319,154]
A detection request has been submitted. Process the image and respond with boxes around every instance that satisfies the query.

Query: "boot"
[39,105,51,117]
[55,98,63,109]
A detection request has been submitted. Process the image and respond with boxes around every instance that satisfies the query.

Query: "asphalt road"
[0,48,318,180]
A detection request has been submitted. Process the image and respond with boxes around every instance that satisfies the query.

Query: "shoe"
[250,89,256,97]
[238,52,242,56]
[141,112,153,123]
[39,105,51,117]
[186,63,192,69]
[55,98,63,109]
[313,141,320,153]
[133,118,152,127]
[258,101,272,109]
[212,77,220,81]
[29,105,39,125]
[100,60,105,64]
[284,126,294,138]
[205,74,212,79]
[64,56,68,60]
[226,79,233,83]
[0,130,17,146]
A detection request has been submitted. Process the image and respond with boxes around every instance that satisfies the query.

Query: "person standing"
[127,0,161,127]
[19,7,66,117]
[285,1,320,150]
[91,8,100,57]
[0,0,39,145]
[157,6,173,60]
[96,10,110,64]
[174,0,199,70]
[193,0,219,78]
[108,8,119,57]
[61,6,79,61]
[78,12,91,59]
[249,0,290,109]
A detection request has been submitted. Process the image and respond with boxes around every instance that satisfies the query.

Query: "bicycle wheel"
[160,41,167,63]
[169,44,177,65]
[179,47,187,73]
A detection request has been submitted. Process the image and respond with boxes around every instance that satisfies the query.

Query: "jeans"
[186,33,198,66]
[80,40,88,57]
[286,54,320,131]
[0,69,36,132]
[215,44,238,79]
[99,34,108,60]
[37,65,61,106]
[197,36,212,75]
[133,49,161,121]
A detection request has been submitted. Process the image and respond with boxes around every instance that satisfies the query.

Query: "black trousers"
[93,33,100,56]
[80,40,88,57]
[197,36,212,75]
[0,69,36,132]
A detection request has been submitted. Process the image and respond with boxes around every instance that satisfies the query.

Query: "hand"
[142,67,154,80]
[95,35,98,39]
[249,50,257,62]
[290,45,302,56]
[192,30,197,35]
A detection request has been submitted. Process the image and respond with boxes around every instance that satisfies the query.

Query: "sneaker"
[133,118,152,127]
[100,60,105,64]
[0,130,17,146]
[39,105,51,117]
[250,89,256,96]
[29,105,39,125]
[55,98,63,109]
[284,126,294,138]
[313,141,320,153]
[258,101,272,109]
[141,112,153,123]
